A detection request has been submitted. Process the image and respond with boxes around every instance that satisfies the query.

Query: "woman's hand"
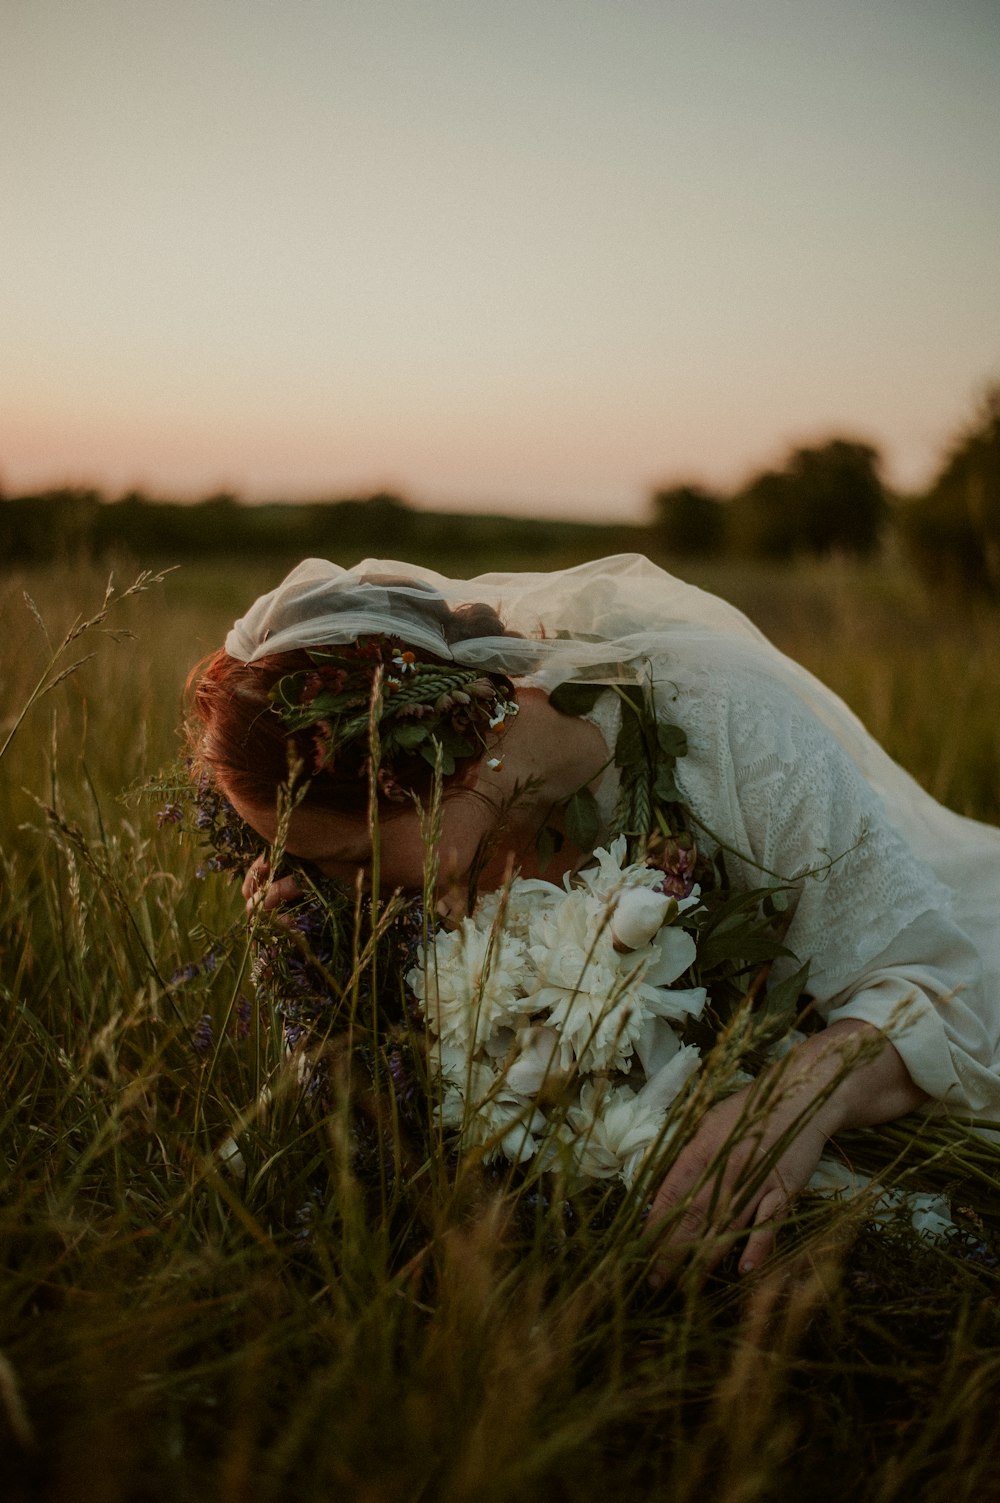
[648,1080,830,1279]
[241,855,303,916]
[648,1019,928,1281]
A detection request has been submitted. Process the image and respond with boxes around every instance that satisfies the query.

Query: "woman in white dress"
[191,553,1000,1277]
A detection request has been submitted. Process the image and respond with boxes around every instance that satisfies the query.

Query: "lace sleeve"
[664,666,1000,1111]
[700,680,958,998]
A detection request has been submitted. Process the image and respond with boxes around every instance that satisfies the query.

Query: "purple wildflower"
[387,1048,418,1106]
[650,834,699,899]
[234,995,252,1040]
[193,1014,214,1056]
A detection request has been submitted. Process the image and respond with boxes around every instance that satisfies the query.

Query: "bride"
[191,553,1000,1277]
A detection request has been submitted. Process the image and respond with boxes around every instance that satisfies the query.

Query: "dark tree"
[900,384,1000,593]
[0,488,102,564]
[651,484,726,558]
[728,469,801,559]
[729,440,886,559]
[786,440,887,557]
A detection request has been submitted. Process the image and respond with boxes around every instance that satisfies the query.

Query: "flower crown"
[269,636,519,798]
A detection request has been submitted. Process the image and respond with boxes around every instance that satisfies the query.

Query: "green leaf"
[758,961,810,1020]
[697,935,794,971]
[657,723,688,758]
[762,887,792,918]
[304,691,354,719]
[307,649,353,668]
[270,676,302,710]
[653,766,681,804]
[614,705,645,769]
[565,787,600,851]
[698,885,781,928]
[420,742,455,775]
[437,727,475,759]
[549,681,604,716]
[390,723,429,750]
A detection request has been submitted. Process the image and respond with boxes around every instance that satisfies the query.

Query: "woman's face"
[228,785,501,906]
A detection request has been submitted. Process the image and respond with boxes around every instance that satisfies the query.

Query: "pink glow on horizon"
[2,1,997,522]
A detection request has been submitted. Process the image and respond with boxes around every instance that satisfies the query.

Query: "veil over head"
[224,552,773,680]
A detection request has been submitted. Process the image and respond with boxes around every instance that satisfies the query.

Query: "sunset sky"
[2,0,998,521]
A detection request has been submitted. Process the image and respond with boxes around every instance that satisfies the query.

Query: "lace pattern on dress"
[562,668,953,1008]
[663,666,955,1003]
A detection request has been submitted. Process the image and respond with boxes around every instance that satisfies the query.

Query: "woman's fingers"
[242,855,270,902]
[258,875,303,912]
[649,1148,718,1243]
[648,1128,755,1278]
[650,1158,788,1282]
[645,1028,910,1288]
[243,861,304,916]
[646,1081,828,1284]
[737,1186,788,1275]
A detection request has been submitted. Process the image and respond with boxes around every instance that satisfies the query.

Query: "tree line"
[0,486,619,574]
[3,387,998,591]
[651,386,1000,592]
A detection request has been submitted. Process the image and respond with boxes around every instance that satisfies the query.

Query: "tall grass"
[2,554,1000,1502]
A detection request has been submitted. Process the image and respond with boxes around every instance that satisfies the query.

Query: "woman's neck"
[486,685,608,797]
[469,686,612,883]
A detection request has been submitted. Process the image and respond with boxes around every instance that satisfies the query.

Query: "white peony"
[407,914,534,1051]
[504,1025,568,1096]
[438,1058,547,1163]
[475,879,563,943]
[561,1045,702,1186]
[525,888,650,1071]
[574,836,663,901]
[560,1081,657,1182]
[610,886,674,950]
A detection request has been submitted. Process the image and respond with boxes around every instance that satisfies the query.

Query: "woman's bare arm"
[648,1019,928,1280]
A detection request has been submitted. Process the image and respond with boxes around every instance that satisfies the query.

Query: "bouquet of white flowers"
[408,837,716,1187]
[408,837,955,1238]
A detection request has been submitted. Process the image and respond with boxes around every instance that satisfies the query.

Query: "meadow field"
[2,549,1000,1502]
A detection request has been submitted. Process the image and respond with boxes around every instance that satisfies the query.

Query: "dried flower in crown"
[269,636,518,780]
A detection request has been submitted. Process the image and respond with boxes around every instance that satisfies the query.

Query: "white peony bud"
[610,886,672,950]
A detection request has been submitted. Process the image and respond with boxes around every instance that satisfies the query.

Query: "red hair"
[188,644,506,817]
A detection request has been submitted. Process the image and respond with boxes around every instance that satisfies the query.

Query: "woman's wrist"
[789,1019,928,1138]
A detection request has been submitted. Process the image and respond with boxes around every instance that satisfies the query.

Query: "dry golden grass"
[2,552,999,1503]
